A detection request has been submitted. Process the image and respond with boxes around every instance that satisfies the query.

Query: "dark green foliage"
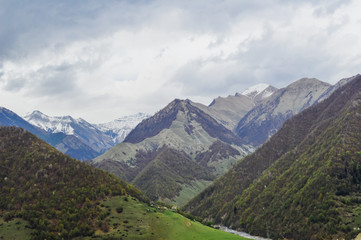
[116,207,123,213]
[0,126,147,239]
[184,76,361,239]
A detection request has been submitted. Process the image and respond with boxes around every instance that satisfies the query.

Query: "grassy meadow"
[85,196,250,240]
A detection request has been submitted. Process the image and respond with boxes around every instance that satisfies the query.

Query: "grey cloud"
[171,57,252,98]
[0,0,148,61]
[3,78,26,92]
[27,64,78,97]
[0,63,80,97]
[171,18,351,97]
[0,0,354,62]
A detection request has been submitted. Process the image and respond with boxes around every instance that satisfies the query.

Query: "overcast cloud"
[0,0,360,122]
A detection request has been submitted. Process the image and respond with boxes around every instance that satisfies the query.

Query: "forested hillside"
[0,126,145,239]
[185,76,361,240]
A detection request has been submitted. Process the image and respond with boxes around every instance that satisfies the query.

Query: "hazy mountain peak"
[286,77,331,90]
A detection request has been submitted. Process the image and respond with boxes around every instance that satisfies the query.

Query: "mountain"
[23,111,151,159]
[95,112,151,144]
[192,84,278,132]
[0,108,105,160]
[0,107,46,138]
[92,99,252,206]
[184,75,361,240]
[235,78,331,147]
[0,125,249,240]
[0,125,146,239]
[0,107,101,160]
[24,110,114,156]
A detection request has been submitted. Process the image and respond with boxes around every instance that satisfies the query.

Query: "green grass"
[0,197,250,240]
[0,218,32,240]
[87,196,249,240]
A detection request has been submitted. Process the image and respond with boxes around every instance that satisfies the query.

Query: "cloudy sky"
[0,0,360,122]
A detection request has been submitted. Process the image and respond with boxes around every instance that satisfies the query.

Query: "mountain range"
[184,75,361,239]
[0,109,149,160]
[93,98,252,206]
[92,77,346,206]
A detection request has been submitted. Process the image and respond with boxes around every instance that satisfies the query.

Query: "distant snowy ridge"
[95,112,151,143]
[24,111,151,145]
[23,110,85,135]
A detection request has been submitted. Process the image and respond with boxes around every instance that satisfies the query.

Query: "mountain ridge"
[184,75,361,240]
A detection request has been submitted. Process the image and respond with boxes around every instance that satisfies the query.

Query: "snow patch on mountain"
[242,83,270,97]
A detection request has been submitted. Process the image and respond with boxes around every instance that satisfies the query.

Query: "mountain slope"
[0,126,146,239]
[192,94,255,132]
[184,76,361,239]
[131,146,214,205]
[315,74,360,103]
[93,99,251,205]
[235,78,331,147]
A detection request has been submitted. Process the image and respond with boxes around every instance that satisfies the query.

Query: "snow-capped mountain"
[1,108,99,160]
[95,112,151,144]
[24,110,88,135]
[24,110,114,155]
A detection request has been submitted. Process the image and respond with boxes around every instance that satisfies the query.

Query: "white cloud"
[0,0,360,122]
